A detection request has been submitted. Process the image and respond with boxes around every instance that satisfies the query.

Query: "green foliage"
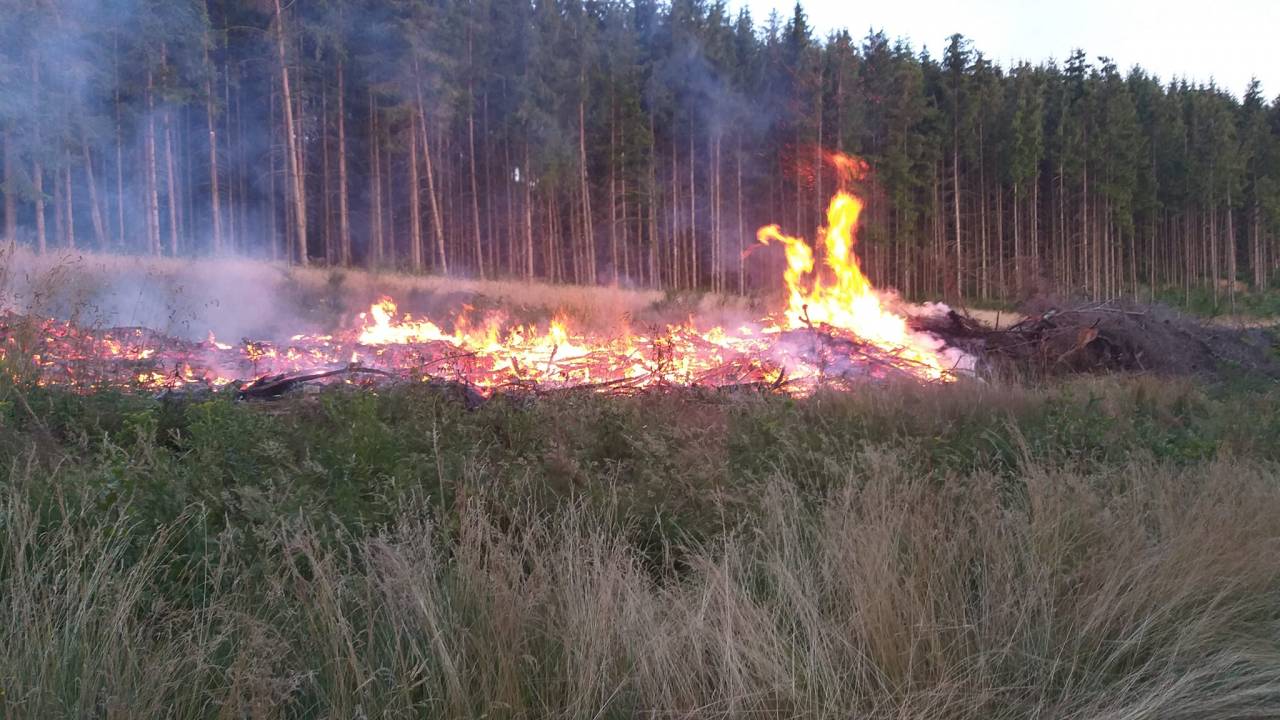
[5,377,1280,717]
[1154,283,1280,317]
[4,375,1277,576]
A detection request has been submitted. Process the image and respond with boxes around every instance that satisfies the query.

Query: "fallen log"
[236,365,398,400]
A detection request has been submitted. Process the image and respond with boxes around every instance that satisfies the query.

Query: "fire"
[1,153,961,395]
[758,184,948,379]
[207,332,232,351]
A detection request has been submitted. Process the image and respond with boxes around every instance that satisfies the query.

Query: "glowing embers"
[350,299,773,391]
[0,296,954,396]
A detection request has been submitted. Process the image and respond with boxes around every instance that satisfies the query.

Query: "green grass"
[3,375,1280,717]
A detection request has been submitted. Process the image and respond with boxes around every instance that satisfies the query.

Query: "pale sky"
[742,0,1279,99]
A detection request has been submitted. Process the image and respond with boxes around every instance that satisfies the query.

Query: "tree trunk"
[609,100,618,285]
[712,130,720,293]
[996,184,1004,296]
[621,174,630,283]
[503,136,515,275]
[413,72,447,273]
[794,125,802,233]
[114,33,125,250]
[524,142,534,280]
[272,0,307,266]
[815,82,823,230]
[337,61,351,266]
[33,59,46,254]
[181,106,193,249]
[1227,193,1236,313]
[932,166,941,297]
[74,131,105,250]
[1013,183,1021,293]
[712,130,722,293]
[53,163,63,250]
[144,71,160,255]
[978,126,987,299]
[321,87,332,263]
[952,147,962,298]
[1254,201,1264,290]
[225,59,237,252]
[1057,166,1066,291]
[482,92,496,275]
[1149,212,1157,302]
[1031,171,1040,280]
[4,128,16,249]
[369,91,383,265]
[268,90,280,260]
[578,101,594,285]
[569,179,582,284]
[671,137,680,289]
[1082,163,1093,299]
[384,141,394,265]
[468,93,485,278]
[57,155,73,249]
[545,194,557,282]
[648,112,657,288]
[408,114,423,272]
[182,107,193,251]
[1210,188,1219,306]
[164,109,180,256]
[65,160,76,249]
[736,135,744,294]
[688,131,696,288]
[420,111,446,273]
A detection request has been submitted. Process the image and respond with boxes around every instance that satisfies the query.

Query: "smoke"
[0,244,680,345]
[0,247,309,341]
[0,0,282,263]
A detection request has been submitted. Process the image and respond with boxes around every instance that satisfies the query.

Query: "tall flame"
[756,154,948,378]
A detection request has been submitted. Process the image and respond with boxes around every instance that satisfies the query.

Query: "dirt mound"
[913,297,1280,380]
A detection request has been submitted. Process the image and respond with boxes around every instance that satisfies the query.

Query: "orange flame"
[757,170,947,378]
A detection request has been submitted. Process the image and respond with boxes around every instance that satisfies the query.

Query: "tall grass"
[3,376,1280,717]
[4,453,1280,718]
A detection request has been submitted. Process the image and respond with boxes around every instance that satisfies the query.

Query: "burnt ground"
[914,296,1280,381]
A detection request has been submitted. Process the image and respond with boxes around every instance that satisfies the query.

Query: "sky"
[741,0,1279,99]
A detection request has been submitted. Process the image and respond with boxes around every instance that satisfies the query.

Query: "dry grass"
[4,446,1280,718]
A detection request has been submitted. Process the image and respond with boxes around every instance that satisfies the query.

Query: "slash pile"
[0,298,964,400]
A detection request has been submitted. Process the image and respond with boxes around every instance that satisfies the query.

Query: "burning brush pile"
[0,293,964,401]
[2,155,978,399]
